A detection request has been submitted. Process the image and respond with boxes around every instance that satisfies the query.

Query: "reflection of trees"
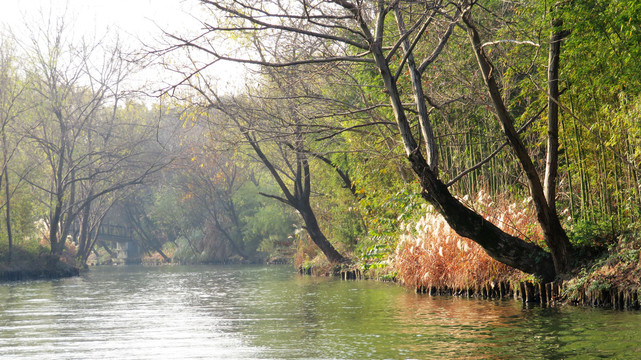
[391,294,575,359]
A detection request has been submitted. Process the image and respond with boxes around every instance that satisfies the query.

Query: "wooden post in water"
[545,282,553,303]
[539,283,547,305]
[524,282,537,303]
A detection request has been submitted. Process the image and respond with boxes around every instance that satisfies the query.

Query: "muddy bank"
[0,255,80,282]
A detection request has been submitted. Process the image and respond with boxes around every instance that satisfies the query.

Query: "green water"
[0,265,639,359]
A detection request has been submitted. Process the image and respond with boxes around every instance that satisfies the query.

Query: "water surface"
[1,265,640,359]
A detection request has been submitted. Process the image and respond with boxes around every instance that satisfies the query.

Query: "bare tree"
[205,85,348,264]
[22,16,168,257]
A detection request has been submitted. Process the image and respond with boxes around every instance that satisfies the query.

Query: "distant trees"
[0,14,178,267]
[188,78,349,263]
[0,37,29,262]
[22,17,168,259]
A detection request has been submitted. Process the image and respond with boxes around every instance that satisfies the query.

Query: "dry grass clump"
[395,191,541,292]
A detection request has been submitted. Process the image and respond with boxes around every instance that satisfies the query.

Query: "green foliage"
[360,243,391,272]
[568,217,617,248]
[172,230,205,264]
[238,182,297,256]
[563,0,641,100]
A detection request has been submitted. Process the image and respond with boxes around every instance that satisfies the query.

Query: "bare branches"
[481,39,540,49]
[202,0,370,50]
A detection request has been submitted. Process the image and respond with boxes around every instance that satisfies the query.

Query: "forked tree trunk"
[364,5,563,281]
[239,115,347,265]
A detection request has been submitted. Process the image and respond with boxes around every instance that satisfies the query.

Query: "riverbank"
[0,254,80,282]
[296,231,641,310]
[299,261,641,310]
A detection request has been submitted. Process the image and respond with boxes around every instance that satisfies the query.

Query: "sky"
[0,0,246,96]
[0,0,195,42]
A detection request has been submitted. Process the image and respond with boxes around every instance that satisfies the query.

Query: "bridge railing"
[96,223,132,241]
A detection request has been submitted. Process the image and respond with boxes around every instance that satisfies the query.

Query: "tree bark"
[545,22,560,209]
[545,18,569,209]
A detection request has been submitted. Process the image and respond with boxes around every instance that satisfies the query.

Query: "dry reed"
[395,191,541,292]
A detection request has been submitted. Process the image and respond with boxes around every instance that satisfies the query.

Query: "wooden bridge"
[96,224,141,264]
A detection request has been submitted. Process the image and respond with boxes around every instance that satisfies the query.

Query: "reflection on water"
[0,265,640,359]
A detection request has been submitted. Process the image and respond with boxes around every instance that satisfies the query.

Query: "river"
[0,265,639,359]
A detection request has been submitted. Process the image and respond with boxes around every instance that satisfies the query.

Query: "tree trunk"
[394,6,439,173]
[76,202,92,263]
[3,165,12,263]
[49,199,64,255]
[297,201,347,264]
[243,126,347,264]
[544,19,565,210]
[410,151,557,282]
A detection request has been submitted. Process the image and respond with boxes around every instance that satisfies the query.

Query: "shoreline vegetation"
[301,245,641,311]
[1,224,639,311]
[295,193,641,311]
[2,189,639,310]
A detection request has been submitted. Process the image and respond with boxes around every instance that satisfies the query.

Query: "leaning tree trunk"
[410,152,557,282]
[242,126,347,264]
[297,201,347,264]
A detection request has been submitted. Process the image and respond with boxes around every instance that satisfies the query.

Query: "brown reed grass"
[394,191,541,292]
